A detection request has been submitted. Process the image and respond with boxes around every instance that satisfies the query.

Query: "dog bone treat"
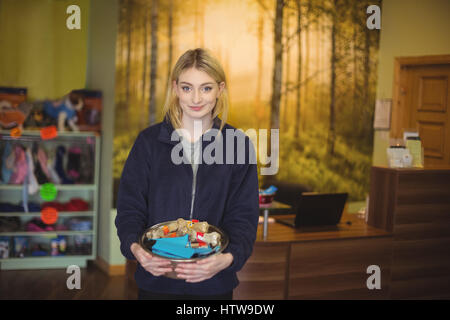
[175,218,189,235]
[191,231,221,247]
[164,221,178,234]
[192,221,209,233]
[146,228,164,239]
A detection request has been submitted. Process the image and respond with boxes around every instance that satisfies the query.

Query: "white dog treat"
[146,228,164,239]
[192,221,209,233]
[194,231,221,247]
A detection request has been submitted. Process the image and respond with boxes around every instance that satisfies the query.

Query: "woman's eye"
[202,86,212,92]
[182,86,191,92]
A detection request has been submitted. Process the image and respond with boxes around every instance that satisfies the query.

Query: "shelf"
[0,184,96,191]
[0,256,92,269]
[2,255,93,262]
[0,129,98,138]
[0,230,93,237]
[0,211,95,217]
[0,132,100,269]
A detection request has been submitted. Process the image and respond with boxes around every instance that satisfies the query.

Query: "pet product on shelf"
[0,236,11,258]
[259,185,278,206]
[43,91,83,132]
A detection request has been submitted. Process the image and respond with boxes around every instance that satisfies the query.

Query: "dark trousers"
[138,288,233,300]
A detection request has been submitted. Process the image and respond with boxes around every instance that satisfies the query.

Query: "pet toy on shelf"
[43,91,83,132]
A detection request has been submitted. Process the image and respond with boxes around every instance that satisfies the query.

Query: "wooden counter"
[234,212,393,300]
[367,166,450,299]
[254,211,389,243]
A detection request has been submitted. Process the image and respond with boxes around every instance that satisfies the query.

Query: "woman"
[115,48,259,300]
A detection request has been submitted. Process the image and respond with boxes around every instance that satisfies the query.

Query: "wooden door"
[406,64,450,166]
[392,55,450,168]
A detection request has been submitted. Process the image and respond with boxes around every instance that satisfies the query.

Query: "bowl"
[139,220,229,279]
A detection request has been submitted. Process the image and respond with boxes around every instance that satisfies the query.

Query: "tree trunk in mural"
[303,0,311,127]
[148,0,158,125]
[126,0,133,108]
[270,0,284,132]
[141,3,148,127]
[362,21,371,137]
[269,0,284,162]
[283,7,291,131]
[165,0,174,94]
[294,0,302,139]
[320,0,327,115]
[118,0,125,104]
[141,4,148,105]
[314,7,320,120]
[255,5,264,129]
[328,0,337,155]
[352,0,358,125]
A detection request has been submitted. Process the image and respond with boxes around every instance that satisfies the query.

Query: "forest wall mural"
[113,0,381,201]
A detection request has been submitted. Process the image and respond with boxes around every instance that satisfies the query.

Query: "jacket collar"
[158,115,223,146]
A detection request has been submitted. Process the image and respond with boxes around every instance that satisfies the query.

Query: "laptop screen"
[295,192,348,226]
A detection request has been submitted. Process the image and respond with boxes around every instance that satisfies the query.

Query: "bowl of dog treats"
[140,218,229,279]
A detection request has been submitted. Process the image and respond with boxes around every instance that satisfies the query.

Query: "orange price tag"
[40,126,58,140]
[10,127,22,139]
[41,207,58,225]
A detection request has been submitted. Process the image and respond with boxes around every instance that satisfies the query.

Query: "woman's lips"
[190,105,204,111]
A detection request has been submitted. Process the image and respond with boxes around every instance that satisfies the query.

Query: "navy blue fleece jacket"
[115,116,259,295]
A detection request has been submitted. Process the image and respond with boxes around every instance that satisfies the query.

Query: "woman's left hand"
[175,253,234,283]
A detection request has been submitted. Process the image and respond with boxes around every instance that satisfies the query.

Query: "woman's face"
[173,67,225,124]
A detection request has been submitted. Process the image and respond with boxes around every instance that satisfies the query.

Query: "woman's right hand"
[130,243,173,277]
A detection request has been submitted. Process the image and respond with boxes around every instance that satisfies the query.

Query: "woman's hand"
[130,243,173,277]
[174,253,234,283]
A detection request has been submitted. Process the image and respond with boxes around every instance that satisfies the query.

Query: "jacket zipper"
[188,140,199,220]
[189,170,196,220]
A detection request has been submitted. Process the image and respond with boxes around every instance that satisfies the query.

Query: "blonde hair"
[162,48,229,131]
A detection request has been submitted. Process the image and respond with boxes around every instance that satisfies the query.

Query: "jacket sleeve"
[115,132,150,260]
[221,136,259,273]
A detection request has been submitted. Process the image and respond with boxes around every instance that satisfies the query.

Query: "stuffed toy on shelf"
[0,100,33,130]
[43,91,84,132]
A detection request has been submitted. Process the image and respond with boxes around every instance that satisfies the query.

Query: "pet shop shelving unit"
[0,130,100,269]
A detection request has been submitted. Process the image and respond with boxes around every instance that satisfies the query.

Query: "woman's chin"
[183,109,213,121]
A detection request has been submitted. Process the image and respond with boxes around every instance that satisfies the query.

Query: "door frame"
[390,54,450,139]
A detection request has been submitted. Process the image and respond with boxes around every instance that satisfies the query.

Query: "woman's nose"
[192,89,202,104]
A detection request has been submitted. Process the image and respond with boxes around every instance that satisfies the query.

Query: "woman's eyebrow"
[179,81,215,86]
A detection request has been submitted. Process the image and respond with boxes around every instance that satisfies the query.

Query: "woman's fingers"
[131,243,173,276]
[175,261,212,278]
[138,252,172,276]
[142,261,173,277]
[175,254,232,282]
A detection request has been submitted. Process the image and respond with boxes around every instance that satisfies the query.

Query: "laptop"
[276,192,348,227]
